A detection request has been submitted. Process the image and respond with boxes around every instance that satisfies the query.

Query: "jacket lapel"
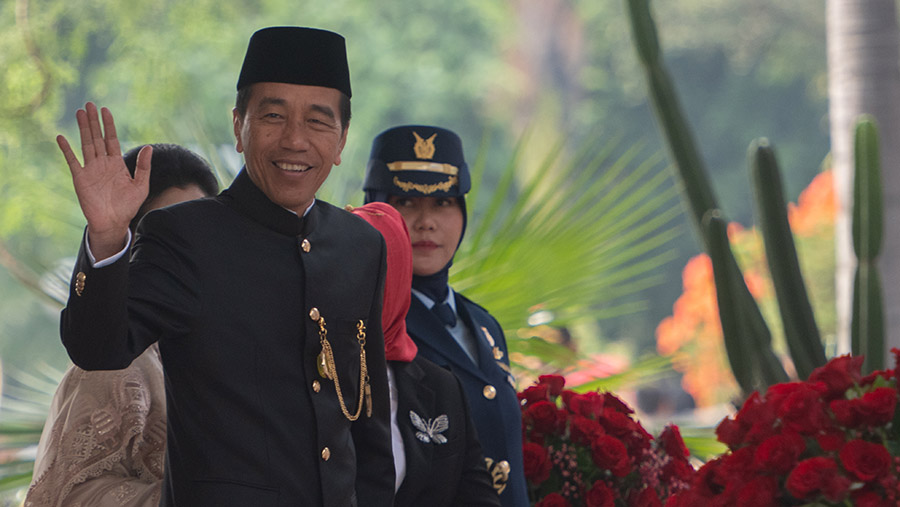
[406,297,490,383]
[454,294,498,373]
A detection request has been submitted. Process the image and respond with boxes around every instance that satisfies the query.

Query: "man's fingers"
[85,102,107,159]
[76,109,95,162]
[101,107,122,157]
[134,145,153,187]
[56,135,83,173]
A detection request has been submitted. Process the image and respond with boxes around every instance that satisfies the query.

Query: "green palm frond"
[0,362,64,499]
[452,130,682,342]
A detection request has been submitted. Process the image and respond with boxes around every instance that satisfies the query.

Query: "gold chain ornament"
[316,317,372,421]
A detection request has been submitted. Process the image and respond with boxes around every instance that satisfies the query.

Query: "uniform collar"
[411,287,456,312]
[221,168,317,237]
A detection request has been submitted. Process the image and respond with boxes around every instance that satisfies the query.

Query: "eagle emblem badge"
[413,132,437,159]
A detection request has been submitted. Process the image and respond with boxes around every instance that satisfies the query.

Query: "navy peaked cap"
[364,125,470,199]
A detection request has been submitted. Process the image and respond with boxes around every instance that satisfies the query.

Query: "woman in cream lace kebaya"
[26,143,218,507]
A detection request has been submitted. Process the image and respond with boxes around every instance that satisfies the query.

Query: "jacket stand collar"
[221,168,317,237]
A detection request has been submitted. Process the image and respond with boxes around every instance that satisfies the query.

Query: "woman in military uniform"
[363,126,527,507]
[350,202,500,506]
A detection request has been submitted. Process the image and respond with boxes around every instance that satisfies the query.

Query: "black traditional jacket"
[61,169,394,507]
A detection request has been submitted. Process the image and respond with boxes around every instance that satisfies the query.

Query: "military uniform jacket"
[406,293,528,507]
[60,169,394,507]
[393,356,501,507]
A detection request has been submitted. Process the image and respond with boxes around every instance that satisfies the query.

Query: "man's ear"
[335,121,349,166]
[232,108,244,153]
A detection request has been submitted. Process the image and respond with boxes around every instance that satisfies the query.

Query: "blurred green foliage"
[0,0,829,371]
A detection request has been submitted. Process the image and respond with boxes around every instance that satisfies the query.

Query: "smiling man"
[56,27,394,507]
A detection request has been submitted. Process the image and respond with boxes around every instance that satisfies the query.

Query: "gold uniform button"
[312,380,321,393]
[493,347,504,360]
[344,204,355,212]
[498,460,510,473]
[75,272,86,297]
[309,308,320,321]
[301,238,311,253]
[321,447,331,461]
[483,385,497,400]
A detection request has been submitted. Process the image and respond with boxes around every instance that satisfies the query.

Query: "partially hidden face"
[387,195,463,277]
[233,81,348,214]
[146,185,209,212]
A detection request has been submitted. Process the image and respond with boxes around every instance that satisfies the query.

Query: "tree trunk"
[827,0,900,359]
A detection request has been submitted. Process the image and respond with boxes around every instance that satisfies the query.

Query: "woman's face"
[387,195,463,277]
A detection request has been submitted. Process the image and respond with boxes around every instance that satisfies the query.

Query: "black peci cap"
[364,125,470,202]
[237,26,351,98]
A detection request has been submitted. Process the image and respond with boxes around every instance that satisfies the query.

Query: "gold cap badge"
[413,132,437,159]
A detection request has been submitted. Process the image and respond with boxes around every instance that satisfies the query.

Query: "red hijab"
[351,203,418,362]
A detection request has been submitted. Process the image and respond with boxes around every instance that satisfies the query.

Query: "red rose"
[598,409,633,438]
[584,480,616,507]
[861,369,894,386]
[591,434,630,477]
[853,489,894,507]
[786,457,849,502]
[538,374,566,396]
[628,487,662,507]
[570,415,604,446]
[664,492,697,507]
[728,391,777,445]
[522,441,552,484]
[519,384,549,405]
[839,439,890,481]
[776,383,827,434]
[524,400,561,434]
[691,455,728,497]
[658,425,689,459]
[829,398,861,427]
[808,355,864,398]
[566,391,605,418]
[736,476,778,507]
[753,432,805,473]
[602,393,634,414]
[662,458,695,484]
[857,387,897,426]
[815,429,846,452]
[535,493,571,507]
[717,447,754,492]
[715,416,744,448]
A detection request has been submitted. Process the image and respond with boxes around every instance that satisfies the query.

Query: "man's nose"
[280,121,311,150]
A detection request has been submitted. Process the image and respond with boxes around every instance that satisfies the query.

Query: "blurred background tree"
[0,0,830,370]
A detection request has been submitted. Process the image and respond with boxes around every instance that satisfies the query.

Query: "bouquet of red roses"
[519,375,694,506]
[667,352,900,506]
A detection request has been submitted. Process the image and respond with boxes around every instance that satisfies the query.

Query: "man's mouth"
[275,162,312,173]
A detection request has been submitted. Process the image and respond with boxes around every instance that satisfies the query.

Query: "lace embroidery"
[26,345,165,506]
